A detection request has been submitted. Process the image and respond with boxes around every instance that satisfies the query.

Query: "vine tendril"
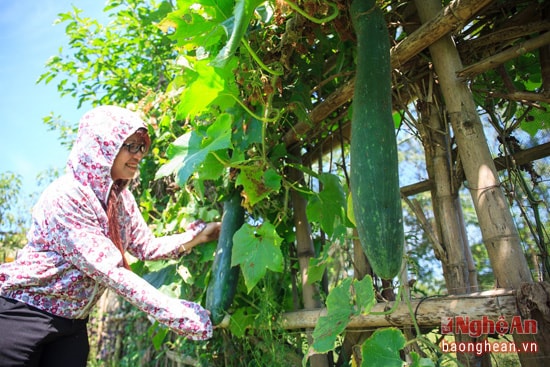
[283,0,339,24]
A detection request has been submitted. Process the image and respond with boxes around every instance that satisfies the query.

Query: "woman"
[0,105,220,366]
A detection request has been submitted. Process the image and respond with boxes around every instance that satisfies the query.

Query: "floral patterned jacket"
[0,105,212,340]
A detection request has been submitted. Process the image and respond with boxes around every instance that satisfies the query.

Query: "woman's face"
[111,132,148,181]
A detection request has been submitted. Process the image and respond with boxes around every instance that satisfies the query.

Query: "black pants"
[0,296,89,367]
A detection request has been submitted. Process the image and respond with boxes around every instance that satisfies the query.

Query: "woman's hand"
[180,222,221,254]
[194,222,221,244]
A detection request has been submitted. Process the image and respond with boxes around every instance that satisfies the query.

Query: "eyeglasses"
[122,142,148,154]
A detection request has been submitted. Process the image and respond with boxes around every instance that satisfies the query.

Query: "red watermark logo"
[441,316,537,338]
[440,316,539,355]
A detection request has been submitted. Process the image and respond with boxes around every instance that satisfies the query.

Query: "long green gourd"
[350,0,404,279]
[205,189,245,325]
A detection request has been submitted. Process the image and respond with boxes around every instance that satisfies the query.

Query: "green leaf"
[142,263,181,297]
[202,113,234,150]
[312,312,350,353]
[312,277,353,353]
[228,307,256,338]
[306,173,346,237]
[234,116,263,150]
[326,277,353,315]
[198,150,227,180]
[162,0,232,49]
[149,323,170,350]
[354,275,376,315]
[264,168,281,190]
[154,132,196,180]
[236,166,282,207]
[410,352,436,367]
[155,113,233,185]
[361,328,406,367]
[142,263,176,287]
[176,62,226,118]
[392,110,403,129]
[519,106,550,136]
[231,221,284,292]
[306,257,327,284]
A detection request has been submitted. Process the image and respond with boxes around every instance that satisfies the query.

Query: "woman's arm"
[51,194,213,340]
[123,191,219,260]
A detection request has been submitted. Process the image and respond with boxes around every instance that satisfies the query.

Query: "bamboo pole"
[390,0,495,69]
[415,91,472,295]
[288,162,330,367]
[457,31,550,80]
[463,21,550,51]
[279,289,517,330]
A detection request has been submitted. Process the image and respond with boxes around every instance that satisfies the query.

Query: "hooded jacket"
[0,105,212,340]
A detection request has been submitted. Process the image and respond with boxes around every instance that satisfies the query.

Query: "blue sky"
[0,0,106,197]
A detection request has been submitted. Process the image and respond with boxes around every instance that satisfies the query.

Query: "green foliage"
[175,60,239,118]
[39,0,177,107]
[361,328,406,367]
[0,172,28,261]
[359,327,434,367]
[0,172,22,230]
[306,173,347,238]
[232,221,284,292]
[310,276,376,355]
[155,112,234,185]
[519,106,550,137]
[236,166,282,207]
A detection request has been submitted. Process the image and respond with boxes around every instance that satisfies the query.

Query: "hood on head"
[67,105,147,206]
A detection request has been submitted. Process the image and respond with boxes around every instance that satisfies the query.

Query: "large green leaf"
[155,113,233,185]
[197,150,227,180]
[306,173,346,237]
[235,166,282,208]
[361,328,406,367]
[312,277,353,353]
[161,0,233,49]
[231,221,284,292]
[311,276,377,353]
[176,62,227,118]
[149,324,170,351]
